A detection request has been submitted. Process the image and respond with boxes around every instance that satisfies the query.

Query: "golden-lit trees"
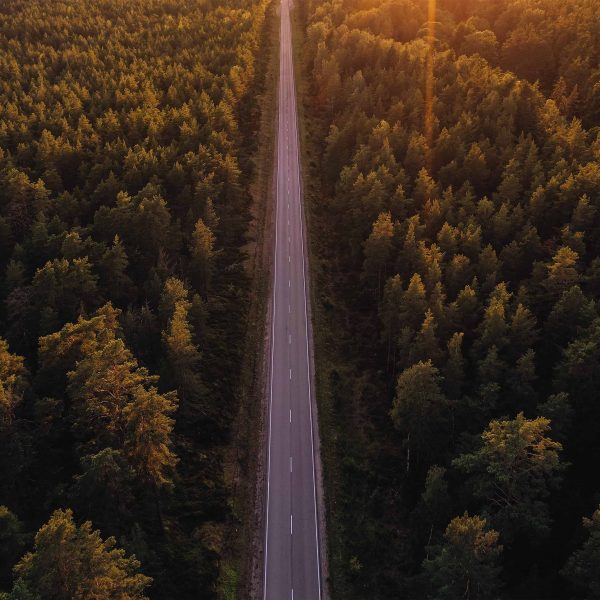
[0,0,270,592]
[0,340,27,429]
[423,513,502,600]
[38,305,178,489]
[8,509,151,600]
[453,413,563,538]
[190,219,216,297]
[303,0,600,594]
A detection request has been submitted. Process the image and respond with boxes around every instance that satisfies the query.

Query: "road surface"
[262,0,323,597]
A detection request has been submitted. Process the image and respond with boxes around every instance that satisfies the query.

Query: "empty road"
[262,0,324,598]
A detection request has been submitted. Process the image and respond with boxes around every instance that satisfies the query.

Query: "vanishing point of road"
[262,0,324,597]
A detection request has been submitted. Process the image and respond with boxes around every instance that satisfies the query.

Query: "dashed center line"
[264,1,323,597]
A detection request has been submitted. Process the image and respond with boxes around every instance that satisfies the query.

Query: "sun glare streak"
[425,0,436,170]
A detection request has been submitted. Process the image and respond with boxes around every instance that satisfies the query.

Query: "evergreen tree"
[363,211,394,294]
[391,361,449,472]
[100,236,134,306]
[162,300,204,425]
[67,336,178,488]
[422,513,502,600]
[562,505,600,599]
[0,507,26,591]
[8,509,151,600]
[190,219,215,297]
[454,413,563,538]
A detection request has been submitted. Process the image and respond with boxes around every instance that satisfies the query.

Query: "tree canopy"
[0,0,271,595]
[300,0,600,595]
[6,509,151,600]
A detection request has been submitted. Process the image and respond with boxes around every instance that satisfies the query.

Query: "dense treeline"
[301,0,600,597]
[441,0,600,128]
[0,0,269,597]
[329,0,600,127]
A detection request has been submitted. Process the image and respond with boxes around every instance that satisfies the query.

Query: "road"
[262,0,324,597]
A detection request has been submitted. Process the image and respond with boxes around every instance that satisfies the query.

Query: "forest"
[0,0,270,597]
[300,0,600,597]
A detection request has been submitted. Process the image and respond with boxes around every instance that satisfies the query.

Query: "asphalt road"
[262,0,323,598]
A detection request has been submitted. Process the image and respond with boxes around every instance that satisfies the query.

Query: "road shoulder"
[218,0,280,596]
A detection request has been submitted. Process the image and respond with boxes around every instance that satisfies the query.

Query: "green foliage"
[391,361,448,469]
[162,297,205,425]
[441,0,600,127]
[66,327,178,488]
[0,507,26,590]
[422,513,502,600]
[0,340,27,428]
[302,0,600,595]
[9,509,151,600]
[0,0,270,594]
[190,220,216,297]
[454,413,563,539]
[562,505,600,599]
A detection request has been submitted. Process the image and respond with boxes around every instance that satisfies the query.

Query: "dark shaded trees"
[0,0,271,595]
[562,505,600,599]
[454,413,563,539]
[301,0,600,595]
[422,513,502,600]
[391,361,449,471]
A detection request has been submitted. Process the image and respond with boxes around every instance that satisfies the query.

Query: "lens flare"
[425,0,436,170]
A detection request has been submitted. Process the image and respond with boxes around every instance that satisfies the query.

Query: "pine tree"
[8,509,151,600]
[0,340,28,502]
[561,505,600,599]
[100,236,134,306]
[158,277,189,327]
[68,337,178,488]
[478,284,511,351]
[37,304,121,397]
[363,211,394,295]
[454,413,563,539]
[162,300,204,425]
[4,260,25,296]
[190,219,215,297]
[391,361,448,472]
[444,332,464,399]
[414,466,452,552]
[71,448,135,534]
[422,513,502,600]
[0,506,25,590]
[410,309,442,366]
[401,273,428,329]
[545,246,579,296]
[122,385,179,488]
[508,303,538,358]
[0,339,27,428]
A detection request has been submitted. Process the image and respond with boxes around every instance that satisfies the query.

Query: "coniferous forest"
[2,0,600,598]
[0,0,270,597]
[300,0,600,598]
